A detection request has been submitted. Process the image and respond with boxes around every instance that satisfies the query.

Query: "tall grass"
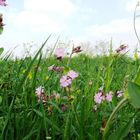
[0,39,140,140]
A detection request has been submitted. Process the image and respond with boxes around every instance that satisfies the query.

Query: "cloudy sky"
[0,0,140,56]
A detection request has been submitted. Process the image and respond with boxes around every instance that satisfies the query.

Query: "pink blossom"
[67,70,78,80]
[60,75,72,87]
[48,64,54,71]
[60,70,79,88]
[0,0,7,6]
[54,47,65,59]
[106,91,113,102]
[94,91,104,104]
[35,86,44,97]
[117,91,123,98]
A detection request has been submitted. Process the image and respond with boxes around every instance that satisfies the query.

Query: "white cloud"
[7,0,78,33]
[86,18,134,35]
[124,0,137,12]
[85,18,140,48]
[11,11,64,33]
[24,0,77,16]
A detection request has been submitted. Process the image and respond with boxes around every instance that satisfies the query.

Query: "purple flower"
[0,0,7,6]
[48,64,54,71]
[67,70,78,80]
[54,47,65,59]
[35,86,44,97]
[60,70,78,88]
[94,91,105,104]
[105,91,113,102]
[60,75,72,87]
[117,91,123,98]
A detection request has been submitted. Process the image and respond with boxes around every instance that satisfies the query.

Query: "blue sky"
[0,0,139,56]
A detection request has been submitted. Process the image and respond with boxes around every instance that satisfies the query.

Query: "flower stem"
[102,97,128,140]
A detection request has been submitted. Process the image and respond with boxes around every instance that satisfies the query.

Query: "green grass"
[0,47,140,140]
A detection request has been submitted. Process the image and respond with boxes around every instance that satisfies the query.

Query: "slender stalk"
[134,2,140,45]
[102,98,129,140]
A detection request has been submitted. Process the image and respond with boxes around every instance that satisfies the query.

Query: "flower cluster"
[0,0,7,34]
[35,86,61,104]
[0,0,7,6]
[35,86,48,103]
[60,70,79,87]
[94,88,123,105]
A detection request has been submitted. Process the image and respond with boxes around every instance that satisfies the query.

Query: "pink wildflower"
[67,70,78,80]
[35,86,48,103]
[54,47,65,59]
[48,64,54,71]
[106,91,113,102]
[94,91,104,104]
[0,0,7,6]
[117,91,123,98]
[35,86,44,97]
[60,75,72,87]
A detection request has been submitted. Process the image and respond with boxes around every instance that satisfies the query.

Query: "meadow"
[0,38,140,140]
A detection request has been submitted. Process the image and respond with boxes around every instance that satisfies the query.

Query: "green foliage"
[0,42,140,139]
[128,82,140,108]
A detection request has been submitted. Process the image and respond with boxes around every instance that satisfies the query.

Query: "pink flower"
[106,91,113,102]
[0,0,7,6]
[48,64,55,71]
[35,86,44,97]
[35,86,49,103]
[117,91,123,98]
[67,70,78,80]
[54,47,65,59]
[94,91,105,104]
[60,75,72,87]
[60,70,79,88]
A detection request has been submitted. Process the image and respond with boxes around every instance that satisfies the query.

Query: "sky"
[0,0,140,57]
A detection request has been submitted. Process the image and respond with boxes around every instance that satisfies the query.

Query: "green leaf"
[22,129,38,140]
[64,112,71,140]
[102,98,128,140]
[0,48,4,56]
[109,117,134,140]
[33,109,43,118]
[128,81,140,108]
[48,101,63,113]
[0,96,2,104]
[134,67,140,86]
